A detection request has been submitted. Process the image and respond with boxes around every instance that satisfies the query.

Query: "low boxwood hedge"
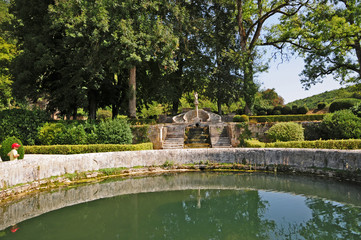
[244,139,361,150]
[249,114,325,123]
[24,143,153,155]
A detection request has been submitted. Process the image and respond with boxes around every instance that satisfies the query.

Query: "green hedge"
[24,143,153,154]
[244,139,361,150]
[329,98,361,113]
[249,114,325,123]
[233,115,249,122]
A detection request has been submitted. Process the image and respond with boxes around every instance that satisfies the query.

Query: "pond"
[0,172,360,239]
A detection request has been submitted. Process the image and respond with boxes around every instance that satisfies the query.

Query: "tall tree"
[235,0,307,114]
[203,0,242,115]
[48,0,111,119]
[9,0,58,107]
[159,0,209,115]
[0,0,17,109]
[267,0,361,89]
[106,0,178,118]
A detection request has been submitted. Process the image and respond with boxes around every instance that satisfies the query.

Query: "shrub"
[273,110,282,115]
[352,92,361,99]
[131,125,150,144]
[297,105,309,114]
[0,136,24,161]
[37,123,66,145]
[266,122,304,142]
[303,122,324,140]
[317,102,326,110]
[291,105,298,114]
[0,109,50,145]
[272,106,283,115]
[281,106,292,115]
[128,118,157,125]
[257,109,267,115]
[351,103,361,118]
[329,98,361,113]
[95,119,133,144]
[56,125,88,145]
[24,143,153,154]
[139,101,164,119]
[321,110,361,139]
[97,109,112,121]
[233,115,249,122]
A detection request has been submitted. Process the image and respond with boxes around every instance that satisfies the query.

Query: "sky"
[258,56,344,104]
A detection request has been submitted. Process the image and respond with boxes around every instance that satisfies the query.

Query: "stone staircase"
[162,125,185,149]
[184,126,211,148]
[210,125,232,148]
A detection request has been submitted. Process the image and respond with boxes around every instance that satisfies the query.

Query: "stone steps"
[211,137,232,148]
[163,125,185,149]
[210,125,231,148]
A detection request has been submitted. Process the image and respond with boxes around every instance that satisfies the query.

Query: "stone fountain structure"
[160,93,231,149]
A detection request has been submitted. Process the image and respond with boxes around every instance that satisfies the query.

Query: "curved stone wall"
[1,172,361,231]
[0,148,360,189]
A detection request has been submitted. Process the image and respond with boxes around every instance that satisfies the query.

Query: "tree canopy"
[3,0,360,117]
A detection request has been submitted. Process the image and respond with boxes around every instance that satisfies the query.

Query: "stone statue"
[194,92,199,105]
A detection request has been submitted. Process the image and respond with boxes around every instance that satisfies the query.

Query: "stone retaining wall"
[1,148,360,189]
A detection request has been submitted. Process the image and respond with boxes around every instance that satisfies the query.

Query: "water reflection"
[0,172,360,240]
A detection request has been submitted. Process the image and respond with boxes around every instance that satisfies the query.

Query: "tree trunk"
[72,106,77,120]
[112,104,119,119]
[129,66,137,118]
[172,99,179,115]
[217,99,222,115]
[88,89,97,120]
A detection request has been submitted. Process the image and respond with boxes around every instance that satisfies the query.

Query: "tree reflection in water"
[148,190,275,240]
[299,198,361,240]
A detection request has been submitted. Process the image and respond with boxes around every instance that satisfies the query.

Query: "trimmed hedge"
[249,114,325,123]
[329,98,361,113]
[24,143,153,155]
[244,139,361,150]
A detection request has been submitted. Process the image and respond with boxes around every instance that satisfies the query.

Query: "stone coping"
[0,148,360,190]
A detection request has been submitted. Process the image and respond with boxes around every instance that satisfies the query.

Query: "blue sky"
[258,56,343,104]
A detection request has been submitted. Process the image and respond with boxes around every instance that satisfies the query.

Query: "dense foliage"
[0,109,50,145]
[321,110,361,140]
[266,122,304,142]
[95,119,133,144]
[37,119,133,145]
[0,136,24,161]
[287,85,361,109]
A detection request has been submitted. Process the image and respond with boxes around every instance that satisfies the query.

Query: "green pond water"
[1,172,361,240]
